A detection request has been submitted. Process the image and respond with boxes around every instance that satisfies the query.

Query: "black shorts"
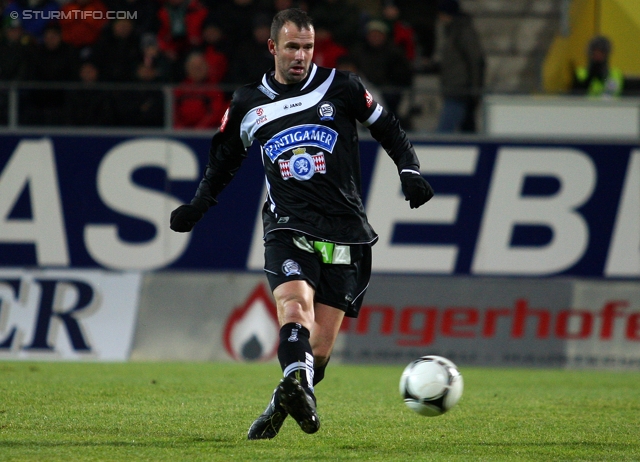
[263,230,372,318]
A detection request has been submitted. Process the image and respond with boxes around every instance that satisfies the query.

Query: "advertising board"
[1,133,638,366]
[0,134,638,278]
[0,269,141,360]
[130,272,640,369]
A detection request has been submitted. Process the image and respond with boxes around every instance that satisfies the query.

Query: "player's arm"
[170,94,249,232]
[348,74,434,209]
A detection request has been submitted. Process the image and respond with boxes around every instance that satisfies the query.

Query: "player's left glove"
[170,197,211,232]
[400,170,434,209]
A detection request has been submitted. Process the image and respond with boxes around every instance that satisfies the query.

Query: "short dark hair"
[270,8,313,43]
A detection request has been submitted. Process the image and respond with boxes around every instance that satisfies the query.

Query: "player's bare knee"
[277,294,314,327]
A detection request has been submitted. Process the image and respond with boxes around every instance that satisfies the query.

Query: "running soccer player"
[169,8,433,439]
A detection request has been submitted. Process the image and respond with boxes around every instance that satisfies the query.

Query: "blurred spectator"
[66,59,114,125]
[92,18,141,82]
[156,0,208,64]
[21,22,79,125]
[349,0,380,17]
[111,34,167,127]
[572,36,623,98]
[215,0,261,50]
[173,51,227,129]
[2,0,59,43]
[0,16,33,125]
[350,18,413,117]
[335,53,386,108]
[198,19,229,84]
[381,1,415,62]
[313,21,347,69]
[103,0,159,37]
[260,0,311,16]
[224,13,273,86]
[0,17,33,81]
[138,33,172,82]
[309,0,362,48]
[435,0,484,133]
[59,0,109,50]
[393,0,438,72]
[200,13,233,56]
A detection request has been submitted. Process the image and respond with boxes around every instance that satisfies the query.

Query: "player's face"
[269,22,314,85]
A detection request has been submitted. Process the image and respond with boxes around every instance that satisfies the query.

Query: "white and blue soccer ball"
[399,355,464,416]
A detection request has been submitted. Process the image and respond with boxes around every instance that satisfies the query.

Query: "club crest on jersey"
[317,101,335,121]
[263,124,338,161]
[279,147,326,181]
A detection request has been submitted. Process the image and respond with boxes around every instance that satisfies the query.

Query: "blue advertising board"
[0,134,638,278]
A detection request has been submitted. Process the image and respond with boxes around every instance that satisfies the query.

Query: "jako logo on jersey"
[365,90,373,108]
[263,124,338,161]
[317,101,335,121]
[284,102,302,110]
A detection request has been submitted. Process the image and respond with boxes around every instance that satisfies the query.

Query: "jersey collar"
[263,63,318,96]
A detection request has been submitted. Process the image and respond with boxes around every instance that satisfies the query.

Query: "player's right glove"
[400,170,434,209]
[170,198,210,232]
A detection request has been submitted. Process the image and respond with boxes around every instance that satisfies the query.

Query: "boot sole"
[277,377,320,434]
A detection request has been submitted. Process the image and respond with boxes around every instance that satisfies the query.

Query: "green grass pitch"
[1,361,639,461]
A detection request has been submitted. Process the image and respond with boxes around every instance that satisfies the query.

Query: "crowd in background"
[0,0,441,128]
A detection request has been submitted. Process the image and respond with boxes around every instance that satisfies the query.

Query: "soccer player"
[169,8,433,439]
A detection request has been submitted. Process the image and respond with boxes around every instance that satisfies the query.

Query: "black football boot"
[247,387,288,440]
[277,376,320,434]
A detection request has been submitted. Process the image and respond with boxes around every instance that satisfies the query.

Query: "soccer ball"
[399,355,464,416]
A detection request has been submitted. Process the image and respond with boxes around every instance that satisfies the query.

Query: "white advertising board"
[0,269,142,360]
[484,96,640,138]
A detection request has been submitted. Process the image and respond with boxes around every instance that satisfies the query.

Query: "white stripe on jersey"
[362,104,383,127]
[300,64,318,91]
[240,66,335,147]
[260,145,277,214]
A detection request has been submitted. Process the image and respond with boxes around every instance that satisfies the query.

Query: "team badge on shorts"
[317,101,335,121]
[282,259,302,276]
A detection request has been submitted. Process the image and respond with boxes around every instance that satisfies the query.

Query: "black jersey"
[193,63,422,245]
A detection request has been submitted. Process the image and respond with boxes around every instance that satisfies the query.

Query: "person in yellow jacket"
[572,36,624,97]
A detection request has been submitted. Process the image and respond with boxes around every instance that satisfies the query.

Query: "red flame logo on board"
[223,284,279,361]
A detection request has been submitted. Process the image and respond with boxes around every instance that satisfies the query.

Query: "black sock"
[278,322,314,392]
[313,356,330,386]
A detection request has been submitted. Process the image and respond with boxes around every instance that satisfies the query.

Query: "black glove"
[170,198,210,232]
[400,171,434,209]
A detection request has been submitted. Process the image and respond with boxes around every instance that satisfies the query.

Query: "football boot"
[247,387,288,440]
[277,376,320,434]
